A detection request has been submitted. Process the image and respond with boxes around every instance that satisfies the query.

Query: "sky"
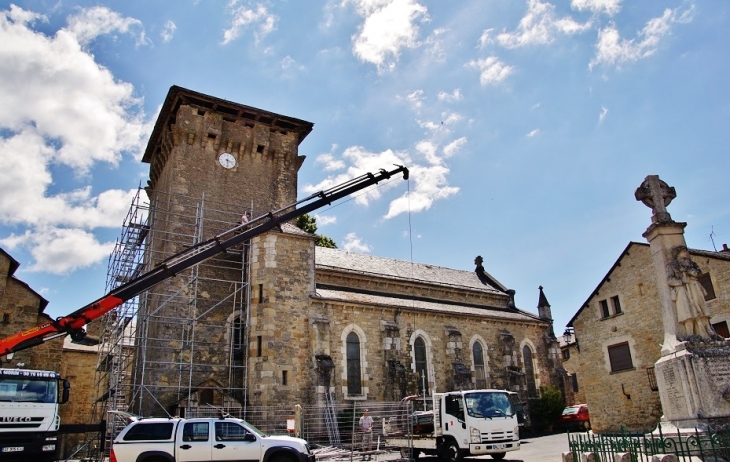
[0,0,728,335]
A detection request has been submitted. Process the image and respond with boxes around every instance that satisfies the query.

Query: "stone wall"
[573,243,730,432]
[247,230,563,409]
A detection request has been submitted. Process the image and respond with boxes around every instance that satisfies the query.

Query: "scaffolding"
[84,188,253,459]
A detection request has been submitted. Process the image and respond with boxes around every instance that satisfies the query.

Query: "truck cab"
[0,369,69,461]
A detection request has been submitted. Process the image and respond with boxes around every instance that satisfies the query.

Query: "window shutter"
[608,342,633,372]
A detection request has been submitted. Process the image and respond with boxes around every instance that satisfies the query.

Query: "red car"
[558,404,591,431]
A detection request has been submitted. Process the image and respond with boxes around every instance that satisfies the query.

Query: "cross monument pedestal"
[635,175,730,431]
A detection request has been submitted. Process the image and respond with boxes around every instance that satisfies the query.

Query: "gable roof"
[0,247,48,312]
[315,247,506,296]
[567,241,730,327]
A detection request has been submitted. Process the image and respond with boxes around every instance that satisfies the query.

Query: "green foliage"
[316,235,338,249]
[529,386,565,432]
[295,213,338,249]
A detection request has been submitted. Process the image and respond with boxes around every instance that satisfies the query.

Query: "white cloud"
[222,2,277,45]
[478,29,494,49]
[315,152,346,171]
[466,57,513,85]
[314,214,337,226]
[161,20,176,42]
[589,8,688,69]
[526,129,541,137]
[497,0,591,49]
[348,0,428,72]
[0,5,152,273]
[343,232,372,253]
[66,6,146,46]
[0,227,114,274]
[437,89,462,102]
[384,164,458,219]
[443,137,467,157]
[406,89,425,110]
[599,106,608,123]
[416,140,439,165]
[571,0,621,16]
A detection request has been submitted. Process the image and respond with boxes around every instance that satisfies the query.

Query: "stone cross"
[634,175,677,224]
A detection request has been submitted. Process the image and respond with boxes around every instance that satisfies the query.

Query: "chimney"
[722,244,730,253]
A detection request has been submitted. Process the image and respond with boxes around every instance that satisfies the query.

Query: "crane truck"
[0,165,409,460]
[383,389,520,461]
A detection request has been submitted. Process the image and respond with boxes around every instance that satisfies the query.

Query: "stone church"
[98,86,565,421]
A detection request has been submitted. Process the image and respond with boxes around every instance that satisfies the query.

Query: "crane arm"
[0,165,409,356]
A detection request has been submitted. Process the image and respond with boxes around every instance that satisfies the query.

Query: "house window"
[571,374,579,392]
[611,296,622,314]
[346,332,362,395]
[523,345,537,397]
[562,348,570,360]
[282,370,288,386]
[473,342,487,389]
[600,300,610,318]
[698,273,716,301]
[712,321,729,338]
[608,342,634,372]
[414,337,429,396]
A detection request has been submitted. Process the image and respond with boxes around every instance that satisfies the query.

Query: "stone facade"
[245,227,565,414]
[568,242,730,432]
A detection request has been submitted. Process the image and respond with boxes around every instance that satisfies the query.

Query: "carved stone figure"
[666,246,715,339]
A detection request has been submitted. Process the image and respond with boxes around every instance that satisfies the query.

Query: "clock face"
[218,152,236,169]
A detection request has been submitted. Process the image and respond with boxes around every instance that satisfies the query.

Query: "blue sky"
[0,0,728,334]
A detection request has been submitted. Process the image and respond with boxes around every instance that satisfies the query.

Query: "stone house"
[566,242,730,432]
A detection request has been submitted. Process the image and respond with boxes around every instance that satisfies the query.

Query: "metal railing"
[568,424,730,462]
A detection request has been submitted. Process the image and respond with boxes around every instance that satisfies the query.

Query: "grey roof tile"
[315,247,504,295]
[314,288,541,323]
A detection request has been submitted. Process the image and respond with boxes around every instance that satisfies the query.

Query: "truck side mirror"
[60,379,70,404]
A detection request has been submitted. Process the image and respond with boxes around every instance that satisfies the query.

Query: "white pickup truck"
[111,417,314,462]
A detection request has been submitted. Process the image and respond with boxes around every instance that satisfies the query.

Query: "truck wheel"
[441,441,462,462]
[491,453,506,460]
[412,449,421,459]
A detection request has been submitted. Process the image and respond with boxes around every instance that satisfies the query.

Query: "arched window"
[473,342,487,389]
[414,337,429,395]
[523,345,537,397]
[346,332,362,395]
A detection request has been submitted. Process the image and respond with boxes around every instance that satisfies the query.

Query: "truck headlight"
[514,425,520,440]
[470,426,481,443]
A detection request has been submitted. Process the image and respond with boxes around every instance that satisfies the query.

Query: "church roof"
[315,247,506,295]
[314,288,541,323]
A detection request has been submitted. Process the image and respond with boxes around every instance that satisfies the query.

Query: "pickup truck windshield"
[464,392,514,418]
[0,377,57,403]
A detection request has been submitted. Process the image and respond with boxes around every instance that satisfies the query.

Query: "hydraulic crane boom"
[0,165,409,356]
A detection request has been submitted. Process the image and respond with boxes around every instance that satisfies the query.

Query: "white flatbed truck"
[383,390,520,461]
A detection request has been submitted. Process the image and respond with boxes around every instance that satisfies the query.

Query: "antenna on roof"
[710,226,718,252]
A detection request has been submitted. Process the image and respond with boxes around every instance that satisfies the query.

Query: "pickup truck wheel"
[491,452,506,460]
[441,440,462,462]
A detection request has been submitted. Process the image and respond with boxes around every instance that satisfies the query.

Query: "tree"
[529,386,565,432]
[295,214,337,249]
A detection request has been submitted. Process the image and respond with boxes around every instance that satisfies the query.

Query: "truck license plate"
[493,444,506,450]
[2,447,23,453]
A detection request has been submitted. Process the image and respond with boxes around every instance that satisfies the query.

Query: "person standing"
[359,409,374,460]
